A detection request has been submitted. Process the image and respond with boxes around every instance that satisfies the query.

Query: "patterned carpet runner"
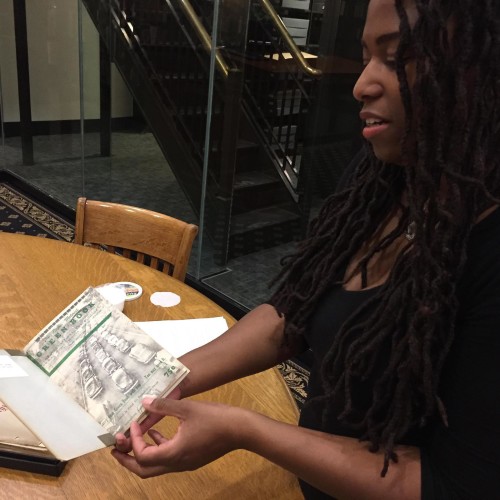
[0,182,74,241]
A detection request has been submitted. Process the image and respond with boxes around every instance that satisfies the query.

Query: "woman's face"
[353,0,417,165]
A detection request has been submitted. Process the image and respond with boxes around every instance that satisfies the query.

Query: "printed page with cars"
[0,287,189,462]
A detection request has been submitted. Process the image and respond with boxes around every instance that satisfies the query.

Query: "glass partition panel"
[0,0,85,206]
[196,0,368,309]
[73,0,183,210]
[80,0,197,226]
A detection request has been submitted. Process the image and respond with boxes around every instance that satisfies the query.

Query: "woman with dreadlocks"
[112,0,500,497]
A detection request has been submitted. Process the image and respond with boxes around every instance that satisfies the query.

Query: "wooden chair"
[74,197,198,281]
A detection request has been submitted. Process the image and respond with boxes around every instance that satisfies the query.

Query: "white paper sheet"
[0,355,28,378]
[135,317,229,358]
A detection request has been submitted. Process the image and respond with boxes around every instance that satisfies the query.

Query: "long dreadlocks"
[269,0,500,476]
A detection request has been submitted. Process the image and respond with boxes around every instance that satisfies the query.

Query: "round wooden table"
[0,233,302,499]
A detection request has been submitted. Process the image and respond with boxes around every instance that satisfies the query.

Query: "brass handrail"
[173,0,320,79]
[176,0,229,78]
[258,0,322,77]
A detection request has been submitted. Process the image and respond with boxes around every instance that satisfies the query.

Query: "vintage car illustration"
[129,343,156,364]
[111,367,139,394]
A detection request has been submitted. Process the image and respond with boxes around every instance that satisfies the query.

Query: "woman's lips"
[362,121,390,139]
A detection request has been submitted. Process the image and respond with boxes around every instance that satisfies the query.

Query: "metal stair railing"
[236,0,322,202]
[257,0,322,78]
[175,0,229,78]
[128,0,321,204]
[179,0,322,202]
[172,0,322,80]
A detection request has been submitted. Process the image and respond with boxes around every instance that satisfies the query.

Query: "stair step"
[161,72,207,81]
[230,206,298,235]
[234,171,278,190]
[203,140,259,174]
[139,40,196,50]
[207,138,257,154]
[178,105,222,116]
[233,169,287,213]
[228,206,301,259]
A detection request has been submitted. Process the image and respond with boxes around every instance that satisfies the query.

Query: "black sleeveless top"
[297,208,500,499]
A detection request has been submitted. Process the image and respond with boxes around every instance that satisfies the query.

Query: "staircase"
[82,0,316,264]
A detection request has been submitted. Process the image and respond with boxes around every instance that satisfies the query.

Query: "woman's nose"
[353,64,383,102]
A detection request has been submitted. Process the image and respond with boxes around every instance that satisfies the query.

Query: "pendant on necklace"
[405,221,416,241]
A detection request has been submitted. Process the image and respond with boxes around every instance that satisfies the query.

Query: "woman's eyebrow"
[361,31,401,48]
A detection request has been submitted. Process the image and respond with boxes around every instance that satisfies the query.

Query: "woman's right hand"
[114,386,181,453]
[111,396,247,478]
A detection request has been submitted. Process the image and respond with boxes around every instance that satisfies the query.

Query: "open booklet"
[0,287,189,465]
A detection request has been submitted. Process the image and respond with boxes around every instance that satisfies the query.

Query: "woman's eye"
[385,59,397,70]
[385,53,415,70]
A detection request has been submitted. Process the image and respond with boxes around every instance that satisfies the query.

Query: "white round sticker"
[150,291,181,307]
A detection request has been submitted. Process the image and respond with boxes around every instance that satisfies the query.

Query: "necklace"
[405,221,416,241]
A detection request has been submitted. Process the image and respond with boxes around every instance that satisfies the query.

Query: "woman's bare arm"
[178,303,304,398]
[113,398,421,500]
[244,409,420,500]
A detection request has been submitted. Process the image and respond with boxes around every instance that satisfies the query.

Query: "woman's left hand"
[111,397,246,478]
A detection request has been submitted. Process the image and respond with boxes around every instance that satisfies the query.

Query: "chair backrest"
[74,197,198,281]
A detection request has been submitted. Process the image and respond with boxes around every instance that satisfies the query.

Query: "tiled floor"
[1,131,298,310]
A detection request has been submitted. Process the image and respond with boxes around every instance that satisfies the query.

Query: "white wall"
[0,0,133,123]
